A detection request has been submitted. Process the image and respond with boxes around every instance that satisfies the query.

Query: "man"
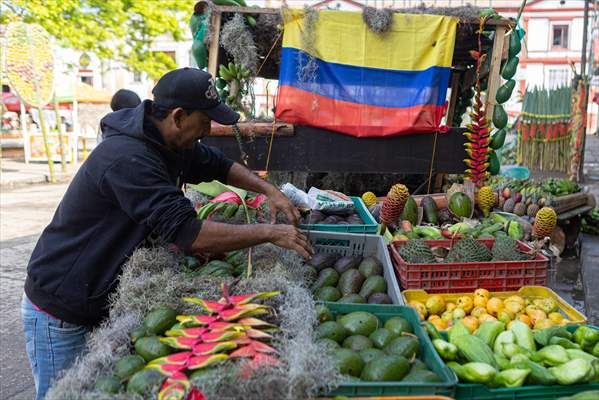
[97,88,142,144]
[22,68,313,400]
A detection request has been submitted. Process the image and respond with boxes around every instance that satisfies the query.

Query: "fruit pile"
[397,236,532,265]
[426,317,599,388]
[181,251,248,278]
[95,287,280,397]
[316,307,443,382]
[307,253,392,304]
[300,209,364,225]
[582,208,599,236]
[409,288,571,332]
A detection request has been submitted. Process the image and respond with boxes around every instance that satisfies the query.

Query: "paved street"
[0,183,68,400]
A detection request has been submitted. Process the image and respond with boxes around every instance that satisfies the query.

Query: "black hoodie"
[25,101,233,326]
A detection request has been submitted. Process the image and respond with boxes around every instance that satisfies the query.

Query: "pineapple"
[503,198,516,213]
[380,184,409,226]
[533,207,557,238]
[513,202,527,217]
[477,186,495,217]
[361,192,377,207]
[527,204,540,218]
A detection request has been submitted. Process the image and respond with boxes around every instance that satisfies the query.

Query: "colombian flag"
[275,10,457,137]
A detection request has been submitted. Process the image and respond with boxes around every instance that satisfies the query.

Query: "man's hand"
[267,189,300,226]
[266,224,314,259]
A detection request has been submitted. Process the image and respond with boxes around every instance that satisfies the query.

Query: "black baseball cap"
[152,67,239,125]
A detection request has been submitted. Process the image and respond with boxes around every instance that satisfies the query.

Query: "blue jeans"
[21,294,89,400]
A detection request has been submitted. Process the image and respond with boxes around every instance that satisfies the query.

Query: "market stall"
[44,3,599,400]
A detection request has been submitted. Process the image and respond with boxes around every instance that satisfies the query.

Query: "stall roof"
[55,82,112,104]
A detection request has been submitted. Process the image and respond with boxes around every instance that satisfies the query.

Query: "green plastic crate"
[318,302,457,397]
[299,196,378,233]
[449,325,599,400]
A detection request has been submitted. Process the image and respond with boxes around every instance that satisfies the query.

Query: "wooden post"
[485,25,507,121]
[53,95,67,172]
[36,107,56,183]
[207,11,222,78]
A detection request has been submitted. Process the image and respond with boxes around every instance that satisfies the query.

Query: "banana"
[228,62,237,78]
[219,64,233,81]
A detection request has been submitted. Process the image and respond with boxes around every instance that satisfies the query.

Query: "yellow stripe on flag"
[282,9,457,71]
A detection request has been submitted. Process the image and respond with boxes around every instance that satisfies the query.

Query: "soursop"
[445,238,492,263]
[491,235,528,261]
[399,240,436,264]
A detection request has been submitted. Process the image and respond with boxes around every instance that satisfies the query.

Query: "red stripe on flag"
[275,85,446,137]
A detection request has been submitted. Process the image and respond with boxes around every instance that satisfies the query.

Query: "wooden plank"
[207,11,222,78]
[209,122,294,137]
[202,126,466,174]
[485,25,506,121]
[446,71,461,125]
[557,205,593,221]
[212,6,514,28]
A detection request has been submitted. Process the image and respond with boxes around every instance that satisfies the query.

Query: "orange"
[471,306,487,318]
[516,314,532,327]
[409,301,428,319]
[474,288,490,299]
[473,295,488,308]
[462,316,479,333]
[430,318,447,331]
[479,314,498,323]
[426,295,446,316]
[445,302,457,312]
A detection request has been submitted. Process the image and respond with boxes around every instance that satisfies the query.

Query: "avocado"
[361,355,410,381]
[316,321,349,344]
[130,326,149,344]
[411,358,428,371]
[135,335,172,362]
[334,348,365,377]
[339,311,380,336]
[315,304,334,322]
[315,286,341,302]
[126,367,164,395]
[422,196,439,224]
[359,348,385,364]
[384,316,413,335]
[384,335,419,359]
[358,256,383,277]
[304,265,318,284]
[316,338,340,353]
[368,293,393,304]
[115,355,146,380]
[312,268,340,291]
[358,275,387,299]
[403,369,442,382]
[334,255,363,274]
[401,196,419,225]
[307,252,338,271]
[338,294,366,304]
[369,328,396,349]
[337,269,365,295]
[95,376,123,394]
[342,335,373,352]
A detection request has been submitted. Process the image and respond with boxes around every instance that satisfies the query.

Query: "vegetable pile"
[316,307,443,383]
[410,288,569,332]
[426,318,599,388]
[306,253,392,305]
[95,286,281,397]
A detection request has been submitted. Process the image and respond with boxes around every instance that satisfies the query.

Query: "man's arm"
[225,162,301,225]
[190,220,313,259]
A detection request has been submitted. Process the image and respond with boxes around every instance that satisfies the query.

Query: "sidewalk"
[0,159,78,189]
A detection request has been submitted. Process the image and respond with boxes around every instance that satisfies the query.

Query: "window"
[548,68,569,88]
[133,71,142,83]
[80,76,93,85]
[552,25,569,49]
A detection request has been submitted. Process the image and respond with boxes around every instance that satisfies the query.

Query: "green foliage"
[0,0,195,79]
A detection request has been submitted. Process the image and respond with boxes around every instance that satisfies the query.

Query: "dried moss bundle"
[220,13,258,73]
[47,244,341,400]
[362,7,394,34]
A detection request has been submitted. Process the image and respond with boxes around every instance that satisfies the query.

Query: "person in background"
[96,89,141,144]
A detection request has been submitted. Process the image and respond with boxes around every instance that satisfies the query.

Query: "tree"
[0,0,195,79]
